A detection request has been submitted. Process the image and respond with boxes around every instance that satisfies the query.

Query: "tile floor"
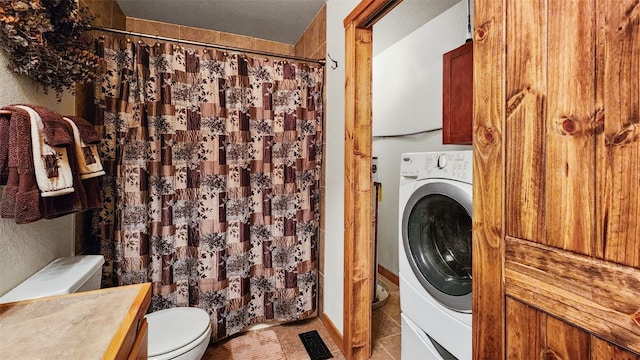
[203,273,401,360]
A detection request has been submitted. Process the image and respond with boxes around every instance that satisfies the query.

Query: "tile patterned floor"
[202,273,401,360]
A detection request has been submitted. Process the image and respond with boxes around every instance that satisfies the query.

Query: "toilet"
[0,255,211,360]
[146,307,212,360]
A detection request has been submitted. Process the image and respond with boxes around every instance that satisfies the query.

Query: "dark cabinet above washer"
[442,41,473,145]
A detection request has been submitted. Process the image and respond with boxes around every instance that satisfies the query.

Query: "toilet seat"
[146,307,211,359]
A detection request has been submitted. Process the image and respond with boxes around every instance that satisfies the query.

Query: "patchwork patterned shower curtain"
[91,37,323,341]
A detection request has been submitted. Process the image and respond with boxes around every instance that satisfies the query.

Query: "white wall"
[372,0,473,275]
[0,52,76,295]
[373,0,459,56]
[324,0,362,336]
[373,0,471,136]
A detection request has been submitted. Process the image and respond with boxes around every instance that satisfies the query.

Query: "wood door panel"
[506,297,544,359]
[597,0,640,268]
[472,0,506,358]
[545,313,591,360]
[475,0,640,358]
[544,0,597,255]
[505,0,547,242]
[505,237,640,354]
[591,336,640,360]
[508,297,640,359]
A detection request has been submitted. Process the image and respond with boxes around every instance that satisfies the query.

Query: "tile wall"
[80,0,127,30]
[125,18,295,56]
[293,4,329,329]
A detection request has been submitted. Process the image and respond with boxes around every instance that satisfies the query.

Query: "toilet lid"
[146,307,211,357]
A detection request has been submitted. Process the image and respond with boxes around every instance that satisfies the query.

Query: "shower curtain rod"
[91,27,326,65]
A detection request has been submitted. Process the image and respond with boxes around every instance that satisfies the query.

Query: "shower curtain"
[91,36,324,341]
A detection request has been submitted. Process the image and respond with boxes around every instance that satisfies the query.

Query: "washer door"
[402,181,472,312]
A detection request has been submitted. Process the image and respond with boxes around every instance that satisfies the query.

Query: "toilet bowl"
[0,255,211,360]
[146,307,212,360]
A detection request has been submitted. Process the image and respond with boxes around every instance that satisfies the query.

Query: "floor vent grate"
[298,330,333,360]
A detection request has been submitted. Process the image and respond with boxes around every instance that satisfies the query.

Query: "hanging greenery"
[0,0,99,99]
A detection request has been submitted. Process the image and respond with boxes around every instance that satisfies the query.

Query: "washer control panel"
[401,151,472,183]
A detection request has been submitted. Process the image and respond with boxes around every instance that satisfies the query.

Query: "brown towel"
[42,116,89,218]
[24,104,72,147]
[0,106,42,223]
[79,176,103,211]
[0,113,10,185]
[0,105,105,222]
[64,116,101,144]
[19,105,85,219]
[18,105,75,197]
[62,116,105,180]
[62,116,105,210]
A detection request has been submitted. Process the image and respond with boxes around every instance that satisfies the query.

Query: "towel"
[41,117,87,219]
[62,116,105,179]
[62,116,105,210]
[0,106,42,223]
[20,105,90,219]
[0,105,105,223]
[24,105,73,147]
[17,105,75,197]
[63,115,101,143]
[0,113,10,185]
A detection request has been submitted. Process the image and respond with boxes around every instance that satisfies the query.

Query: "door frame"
[342,1,402,359]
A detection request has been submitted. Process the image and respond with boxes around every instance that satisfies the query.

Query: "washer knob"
[437,154,448,169]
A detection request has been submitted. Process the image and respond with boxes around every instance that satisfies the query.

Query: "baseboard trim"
[377,265,399,287]
[319,312,344,355]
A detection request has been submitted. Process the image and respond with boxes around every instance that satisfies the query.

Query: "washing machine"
[399,151,472,360]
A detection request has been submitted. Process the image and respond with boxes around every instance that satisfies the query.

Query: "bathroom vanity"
[0,283,151,359]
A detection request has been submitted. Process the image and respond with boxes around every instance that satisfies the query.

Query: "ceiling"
[115,0,327,45]
[373,0,461,54]
[115,0,462,51]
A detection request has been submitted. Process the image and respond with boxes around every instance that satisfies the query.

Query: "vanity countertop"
[0,283,151,359]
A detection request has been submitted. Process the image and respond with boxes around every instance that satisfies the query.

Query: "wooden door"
[474,0,640,358]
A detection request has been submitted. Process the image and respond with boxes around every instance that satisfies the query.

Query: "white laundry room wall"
[372,0,473,277]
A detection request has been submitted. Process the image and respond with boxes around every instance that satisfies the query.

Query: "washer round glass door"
[402,181,472,312]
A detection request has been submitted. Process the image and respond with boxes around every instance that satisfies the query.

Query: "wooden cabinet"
[105,284,151,359]
[0,283,151,359]
[124,316,149,360]
[473,0,640,359]
[442,41,473,145]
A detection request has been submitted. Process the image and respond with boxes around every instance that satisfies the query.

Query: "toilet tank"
[0,255,105,304]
